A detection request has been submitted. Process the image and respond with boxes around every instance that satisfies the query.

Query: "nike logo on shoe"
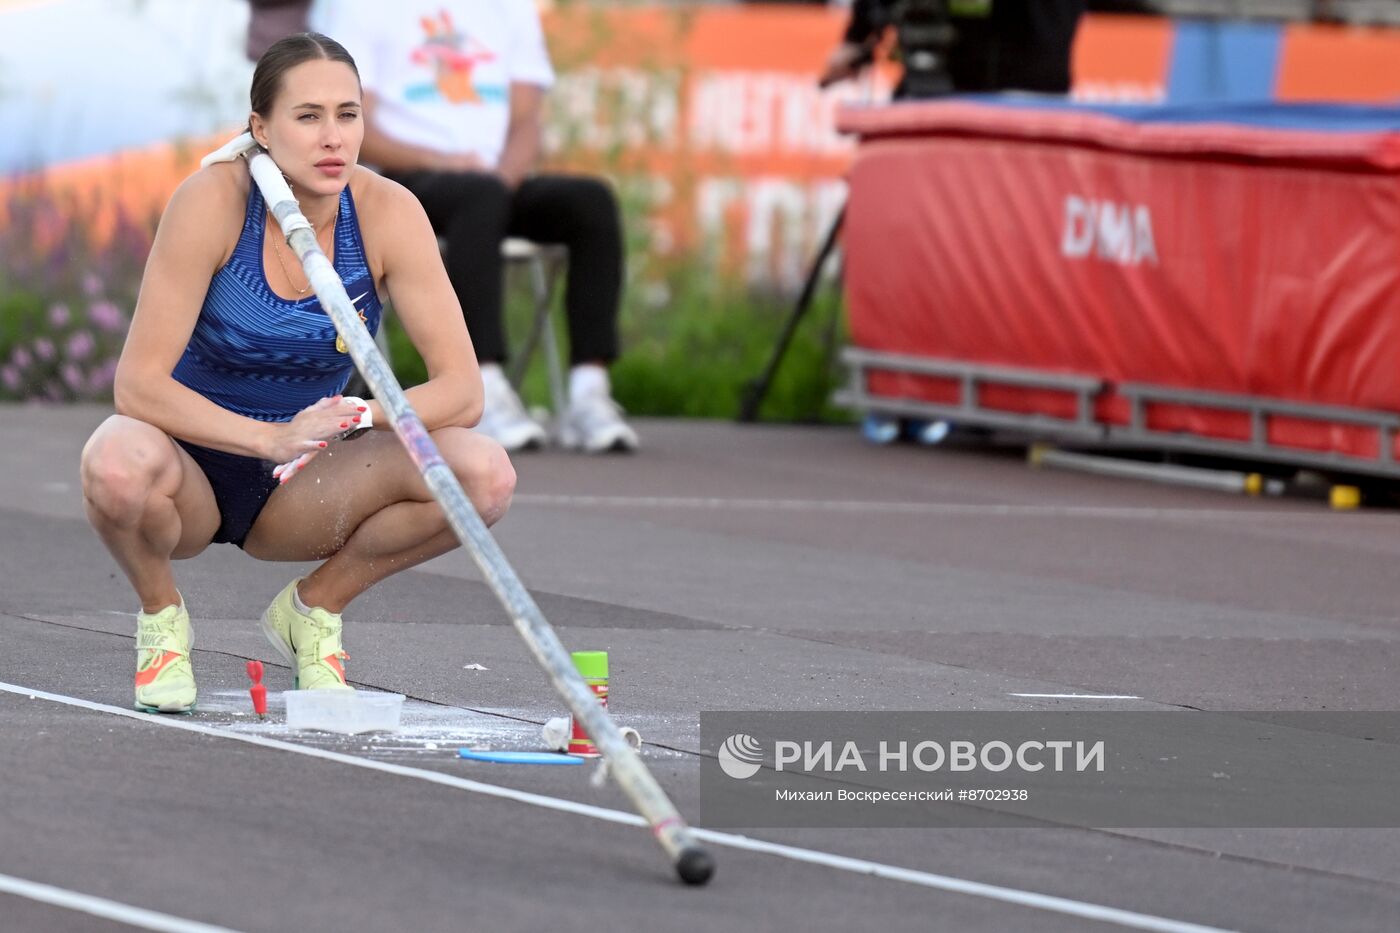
[325,654,346,684]
[135,651,182,687]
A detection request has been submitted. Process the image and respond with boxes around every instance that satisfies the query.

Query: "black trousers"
[388,170,623,365]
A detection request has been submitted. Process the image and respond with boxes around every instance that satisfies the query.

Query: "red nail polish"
[352,415,361,423]
[357,406,367,412]
[319,441,328,448]
[340,422,348,428]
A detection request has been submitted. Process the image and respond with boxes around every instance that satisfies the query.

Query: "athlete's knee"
[80,417,175,525]
[468,442,515,526]
[481,444,517,525]
[438,429,515,526]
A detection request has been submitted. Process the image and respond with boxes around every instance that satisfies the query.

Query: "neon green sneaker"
[261,578,352,691]
[134,599,196,713]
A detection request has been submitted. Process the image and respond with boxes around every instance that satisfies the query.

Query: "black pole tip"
[676,846,716,886]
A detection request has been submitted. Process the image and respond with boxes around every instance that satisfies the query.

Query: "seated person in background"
[312,0,638,453]
[245,0,312,61]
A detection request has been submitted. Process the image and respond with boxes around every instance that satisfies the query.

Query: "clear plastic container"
[284,690,404,734]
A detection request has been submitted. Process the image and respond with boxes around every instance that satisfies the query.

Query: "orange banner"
[6,7,1399,287]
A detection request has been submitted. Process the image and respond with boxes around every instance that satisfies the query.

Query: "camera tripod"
[736,1,957,422]
[736,205,846,423]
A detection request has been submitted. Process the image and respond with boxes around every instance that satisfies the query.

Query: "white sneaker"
[560,390,639,453]
[476,364,547,451]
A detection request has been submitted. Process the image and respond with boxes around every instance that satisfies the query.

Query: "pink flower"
[11,347,32,369]
[88,300,126,333]
[61,363,83,391]
[34,338,55,361]
[87,365,116,393]
[48,303,70,327]
[65,330,96,361]
[1,366,19,391]
[82,272,103,297]
[88,360,118,392]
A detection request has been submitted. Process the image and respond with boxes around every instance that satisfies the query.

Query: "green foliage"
[606,271,851,423]
[0,290,44,350]
[387,259,852,423]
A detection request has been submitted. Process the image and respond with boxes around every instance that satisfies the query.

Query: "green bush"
[386,258,852,423]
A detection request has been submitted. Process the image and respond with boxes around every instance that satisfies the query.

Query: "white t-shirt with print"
[311,0,554,166]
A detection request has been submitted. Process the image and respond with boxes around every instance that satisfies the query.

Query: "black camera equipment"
[738,0,956,422]
[886,0,957,99]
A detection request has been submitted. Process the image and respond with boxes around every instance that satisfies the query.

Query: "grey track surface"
[3,403,1400,932]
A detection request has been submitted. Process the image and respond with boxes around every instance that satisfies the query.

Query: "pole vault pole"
[205,135,714,885]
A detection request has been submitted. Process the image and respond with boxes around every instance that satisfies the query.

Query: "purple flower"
[34,338,54,361]
[88,300,126,333]
[65,330,96,361]
[82,272,103,297]
[61,363,83,392]
[11,347,32,369]
[48,302,70,327]
[87,365,116,393]
[88,359,118,393]
[1,366,19,391]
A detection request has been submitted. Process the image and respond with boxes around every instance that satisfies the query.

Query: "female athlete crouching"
[80,33,514,712]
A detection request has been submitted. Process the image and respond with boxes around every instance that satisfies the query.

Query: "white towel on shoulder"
[200,132,260,168]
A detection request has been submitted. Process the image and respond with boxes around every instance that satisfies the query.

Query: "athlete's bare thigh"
[241,428,499,561]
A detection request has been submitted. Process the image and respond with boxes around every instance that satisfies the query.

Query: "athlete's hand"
[266,395,366,484]
[271,451,316,485]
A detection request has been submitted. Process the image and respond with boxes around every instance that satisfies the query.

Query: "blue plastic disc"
[457,749,585,765]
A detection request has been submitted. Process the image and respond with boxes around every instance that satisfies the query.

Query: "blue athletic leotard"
[173,181,383,548]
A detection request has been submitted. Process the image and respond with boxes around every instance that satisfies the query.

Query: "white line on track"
[0,682,1237,933]
[0,871,240,933]
[514,493,1374,523]
[1011,693,1143,700]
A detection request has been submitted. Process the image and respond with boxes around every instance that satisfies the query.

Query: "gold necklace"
[265,204,367,353]
[267,205,338,297]
[270,240,313,296]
